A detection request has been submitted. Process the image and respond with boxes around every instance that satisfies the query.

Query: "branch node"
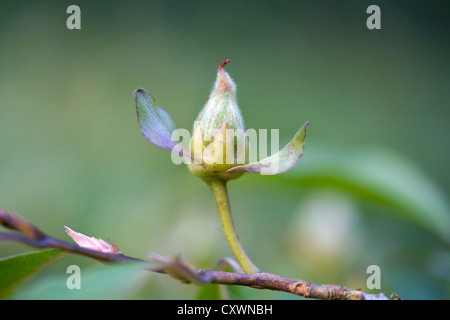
[289,281,310,297]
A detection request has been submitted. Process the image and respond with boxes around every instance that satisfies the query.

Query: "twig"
[0,209,399,300]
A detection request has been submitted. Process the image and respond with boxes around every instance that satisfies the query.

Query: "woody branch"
[0,209,399,300]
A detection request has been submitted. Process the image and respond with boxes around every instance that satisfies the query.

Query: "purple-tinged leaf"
[132,89,179,152]
[227,122,309,175]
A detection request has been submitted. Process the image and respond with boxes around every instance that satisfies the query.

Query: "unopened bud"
[195,59,245,146]
[187,60,247,181]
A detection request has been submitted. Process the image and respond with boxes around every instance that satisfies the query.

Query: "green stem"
[207,179,260,274]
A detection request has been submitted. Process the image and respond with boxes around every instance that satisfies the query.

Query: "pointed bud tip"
[218,59,231,72]
[216,59,235,93]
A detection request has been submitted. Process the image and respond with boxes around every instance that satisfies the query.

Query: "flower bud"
[195,59,245,146]
[187,59,247,181]
[133,59,308,181]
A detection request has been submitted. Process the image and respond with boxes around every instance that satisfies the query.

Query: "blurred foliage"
[0,1,449,299]
[0,249,65,299]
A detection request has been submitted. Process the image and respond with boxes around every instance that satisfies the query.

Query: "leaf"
[195,284,223,300]
[226,284,257,300]
[0,249,67,299]
[11,261,151,300]
[64,226,120,254]
[132,88,179,152]
[194,282,256,300]
[276,145,450,245]
[227,122,309,175]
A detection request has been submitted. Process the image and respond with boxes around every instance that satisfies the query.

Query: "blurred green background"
[0,0,449,299]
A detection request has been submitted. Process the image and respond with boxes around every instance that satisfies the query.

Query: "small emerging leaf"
[64,226,120,254]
